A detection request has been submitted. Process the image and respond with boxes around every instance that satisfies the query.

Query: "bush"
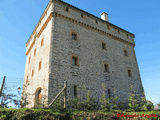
[146,100,154,111]
[67,90,96,111]
[100,83,111,111]
[128,91,140,112]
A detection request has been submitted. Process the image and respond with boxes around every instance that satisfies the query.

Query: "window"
[72,56,78,66]
[128,70,132,77]
[39,61,42,71]
[34,48,36,56]
[72,33,77,40]
[81,14,84,18]
[118,30,120,34]
[126,34,129,38]
[107,25,110,29]
[41,38,44,46]
[108,89,111,98]
[32,69,34,77]
[95,20,98,24]
[74,86,77,97]
[26,76,28,83]
[34,34,36,41]
[28,56,31,63]
[124,50,128,56]
[102,42,106,50]
[104,64,109,73]
[65,7,69,12]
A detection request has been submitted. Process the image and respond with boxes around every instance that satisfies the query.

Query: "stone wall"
[48,0,144,107]
[22,0,144,108]
[22,2,54,108]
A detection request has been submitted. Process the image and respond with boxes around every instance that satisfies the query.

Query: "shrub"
[111,96,119,110]
[128,91,140,112]
[146,100,154,111]
[67,90,96,111]
[100,83,111,111]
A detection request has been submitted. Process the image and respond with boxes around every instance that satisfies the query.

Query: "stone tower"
[22,0,144,108]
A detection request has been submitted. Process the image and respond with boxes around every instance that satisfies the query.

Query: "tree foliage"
[0,83,20,108]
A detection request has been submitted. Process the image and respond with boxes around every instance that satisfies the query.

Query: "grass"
[0,108,160,120]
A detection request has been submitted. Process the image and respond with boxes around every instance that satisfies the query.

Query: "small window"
[126,34,129,38]
[65,7,69,12]
[34,35,36,41]
[72,56,78,66]
[72,33,77,40]
[39,61,42,71]
[102,42,106,50]
[108,89,111,98]
[32,69,34,77]
[107,25,110,29]
[95,20,98,24]
[124,50,128,56]
[34,48,36,56]
[118,30,120,34]
[26,76,28,83]
[74,86,77,97]
[104,64,109,73]
[28,56,31,63]
[128,70,132,77]
[41,38,44,46]
[81,14,84,18]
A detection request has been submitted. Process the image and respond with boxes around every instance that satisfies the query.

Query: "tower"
[22,0,144,108]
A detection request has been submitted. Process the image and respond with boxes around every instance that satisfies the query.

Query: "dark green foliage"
[67,90,96,111]
[100,93,110,111]
[100,83,111,111]
[146,100,154,111]
[50,96,66,112]
[111,96,119,110]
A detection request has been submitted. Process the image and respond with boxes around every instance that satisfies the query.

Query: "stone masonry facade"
[22,0,144,108]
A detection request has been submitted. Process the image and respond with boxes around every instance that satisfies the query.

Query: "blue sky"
[0,0,160,105]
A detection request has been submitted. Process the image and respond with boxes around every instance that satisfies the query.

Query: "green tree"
[140,94,147,111]
[128,91,140,111]
[146,100,154,111]
[100,83,111,111]
[111,96,119,110]
[0,83,20,108]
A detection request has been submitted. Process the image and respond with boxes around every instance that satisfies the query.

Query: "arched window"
[35,87,42,107]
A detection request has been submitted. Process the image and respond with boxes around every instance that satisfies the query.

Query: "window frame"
[64,7,70,12]
[95,20,98,24]
[128,69,132,77]
[39,61,42,71]
[102,42,106,50]
[41,38,44,47]
[81,13,84,18]
[71,54,79,66]
[34,48,36,56]
[70,31,78,41]
[74,86,77,97]
[104,64,109,73]
[124,50,128,56]
[32,69,34,77]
